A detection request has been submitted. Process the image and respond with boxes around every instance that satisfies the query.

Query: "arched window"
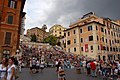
[7,15,13,24]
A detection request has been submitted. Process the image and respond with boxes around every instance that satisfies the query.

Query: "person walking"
[18,59,22,73]
[90,60,96,77]
[7,57,16,80]
[58,66,66,80]
[0,57,8,80]
[29,58,32,73]
[86,61,91,76]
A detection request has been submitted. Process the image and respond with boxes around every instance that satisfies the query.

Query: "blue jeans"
[91,70,96,77]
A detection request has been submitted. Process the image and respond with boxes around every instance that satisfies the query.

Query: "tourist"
[58,66,66,80]
[90,60,96,77]
[18,59,22,72]
[40,60,45,72]
[29,58,32,73]
[36,58,40,73]
[0,57,8,80]
[86,60,91,76]
[7,57,16,80]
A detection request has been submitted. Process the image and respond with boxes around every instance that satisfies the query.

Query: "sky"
[23,0,120,33]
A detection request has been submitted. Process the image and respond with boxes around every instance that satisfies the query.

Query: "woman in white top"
[40,60,44,72]
[0,58,8,80]
[7,57,16,80]
[36,58,40,73]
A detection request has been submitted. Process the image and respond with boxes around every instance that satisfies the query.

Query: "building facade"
[20,12,26,35]
[49,24,66,38]
[61,12,120,60]
[0,0,26,60]
[27,27,48,42]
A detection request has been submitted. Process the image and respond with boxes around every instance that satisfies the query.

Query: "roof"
[29,27,46,32]
[64,21,105,31]
[21,0,26,13]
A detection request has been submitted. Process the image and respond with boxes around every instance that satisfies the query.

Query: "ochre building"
[49,24,66,38]
[0,0,26,60]
[61,12,120,60]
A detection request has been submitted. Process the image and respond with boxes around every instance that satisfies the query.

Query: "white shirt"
[36,61,40,66]
[7,64,16,80]
[83,61,86,67]
[0,64,7,79]
[118,63,120,70]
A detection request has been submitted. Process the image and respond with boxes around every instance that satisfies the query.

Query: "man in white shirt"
[82,60,86,73]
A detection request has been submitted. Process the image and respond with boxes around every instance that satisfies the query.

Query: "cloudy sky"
[23,0,120,33]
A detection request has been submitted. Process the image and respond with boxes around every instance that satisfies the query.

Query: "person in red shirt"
[90,61,96,77]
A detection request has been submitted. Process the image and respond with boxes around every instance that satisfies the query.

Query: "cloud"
[24,0,120,33]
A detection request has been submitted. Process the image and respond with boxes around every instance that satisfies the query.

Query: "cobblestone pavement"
[17,68,116,80]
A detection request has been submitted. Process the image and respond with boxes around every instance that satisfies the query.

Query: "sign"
[85,44,88,52]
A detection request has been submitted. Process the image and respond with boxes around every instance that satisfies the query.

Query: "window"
[97,36,99,41]
[116,47,118,52]
[80,29,82,33]
[106,39,107,43]
[89,35,93,41]
[112,40,114,44]
[105,29,106,34]
[67,40,70,45]
[101,27,104,32]
[88,25,92,31]
[110,47,112,51]
[59,28,61,30]
[62,40,64,44]
[107,46,109,51]
[73,30,76,34]
[102,37,104,42]
[81,38,83,43]
[113,47,115,52]
[8,0,17,9]
[103,21,105,25]
[68,32,70,36]
[114,33,116,37]
[111,31,113,36]
[98,45,99,50]
[64,33,66,37]
[109,40,111,45]
[96,26,98,30]
[59,32,61,34]
[7,15,13,24]
[74,39,76,44]
[81,47,83,51]
[91,46,93,50]
[108,31,110,35]
[68,48,70,52]
[5,32,12,45]
[74,48,76,52]
[103,46,106,50]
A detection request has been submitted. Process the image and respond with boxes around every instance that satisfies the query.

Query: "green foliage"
[31,34,37,42]
[43,35,57,46]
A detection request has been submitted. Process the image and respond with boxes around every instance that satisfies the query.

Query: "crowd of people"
[1,44,120,80]
[20,44,120,80]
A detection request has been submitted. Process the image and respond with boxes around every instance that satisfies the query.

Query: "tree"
[43,35,57,46]
[31,34,37,42]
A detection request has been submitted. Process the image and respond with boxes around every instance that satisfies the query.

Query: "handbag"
[59,70,65,76]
